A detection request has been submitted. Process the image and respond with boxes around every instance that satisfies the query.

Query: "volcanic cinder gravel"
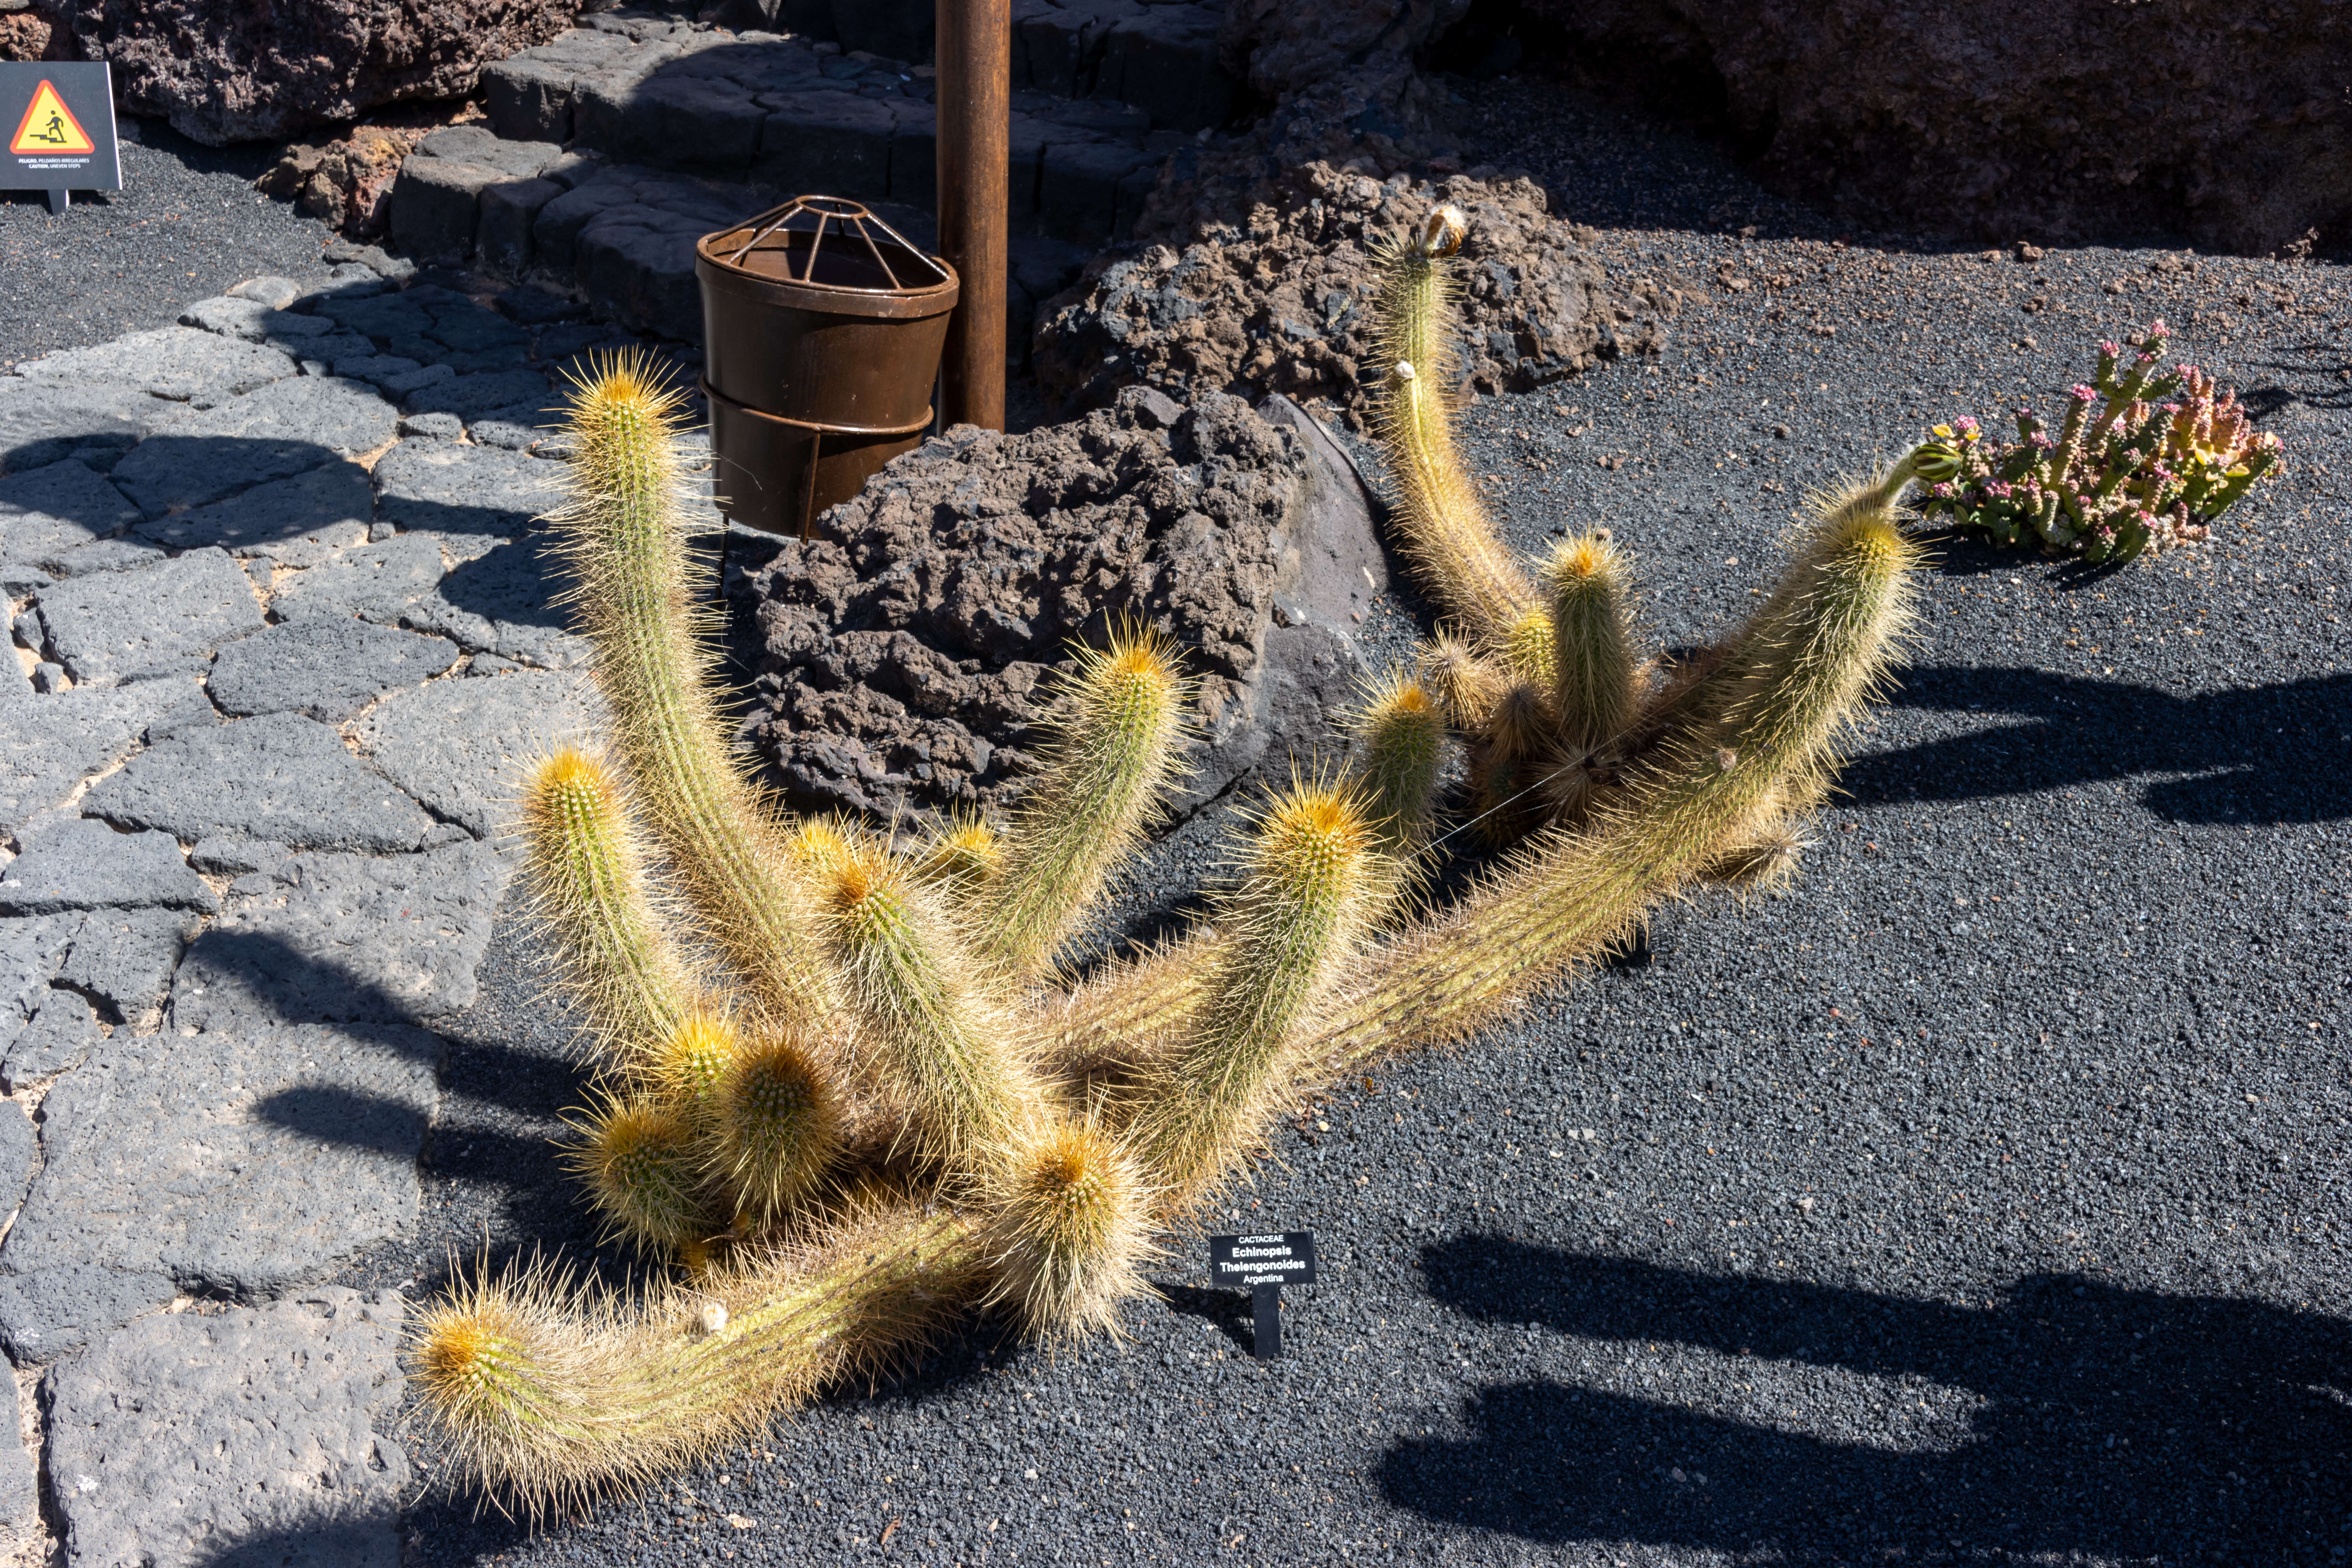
[362,68,2349,1568]
[0,119,334,368]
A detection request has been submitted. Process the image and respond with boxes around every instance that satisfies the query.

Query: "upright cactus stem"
[1134,784,1385,1204]
[988,633,1187,981]
[1348,671,1449,866]
[816,838,1035,1176]
[1376,207,1536,642]
[1541,530,1640,816]
[544,355,833,1032]
[519,749,697,1072]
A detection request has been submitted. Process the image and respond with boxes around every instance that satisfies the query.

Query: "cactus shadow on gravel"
[1844,665,2352,825]
[1387,1240,2352,1559]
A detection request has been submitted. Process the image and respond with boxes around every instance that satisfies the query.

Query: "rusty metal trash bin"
[696,196,960,538]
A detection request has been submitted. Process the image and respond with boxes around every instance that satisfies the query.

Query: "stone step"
[480,21,1199,240]
[389,125,1094,352]
[536,1,1236,136]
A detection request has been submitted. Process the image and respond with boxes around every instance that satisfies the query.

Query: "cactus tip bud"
[1420,204,1469,258]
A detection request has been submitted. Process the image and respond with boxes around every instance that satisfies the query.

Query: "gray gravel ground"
[371,70,2349,1568]
[0,119,334,368]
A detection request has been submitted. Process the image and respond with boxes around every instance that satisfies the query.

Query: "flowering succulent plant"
[1913,321,2284,562]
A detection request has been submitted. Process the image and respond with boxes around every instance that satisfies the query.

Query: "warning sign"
[10,81,94,156]
[1,63,121,201]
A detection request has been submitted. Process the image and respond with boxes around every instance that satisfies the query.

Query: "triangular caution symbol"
[10,81,94,157]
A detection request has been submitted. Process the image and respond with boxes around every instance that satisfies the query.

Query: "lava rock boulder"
[735,387,1392,824]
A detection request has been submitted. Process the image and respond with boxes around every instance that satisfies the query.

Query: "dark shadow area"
[1844,664,2352,824]
[1153,1281,1257,1355]
[252,1083,432,1160]
[1387,1239,2352,1559]
[197,1519,399,1568]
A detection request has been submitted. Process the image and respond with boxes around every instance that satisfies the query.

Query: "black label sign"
[1209,1231,1317,1289]
[3,63,122,192]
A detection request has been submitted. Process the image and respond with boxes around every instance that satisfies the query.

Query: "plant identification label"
[1208,1231,1318,1288]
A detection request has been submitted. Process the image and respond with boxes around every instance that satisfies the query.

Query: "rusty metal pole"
[936,0,1009,431]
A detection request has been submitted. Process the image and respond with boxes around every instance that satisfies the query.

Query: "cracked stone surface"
[3,1020,440,1300]
[46,1289,408,1568]
[270,532,446,623]
[55,908,204,1025]
[108,376,398,517]
[0,913,77,1052]
[0,460,143,569]
[0,674,206,835]
[33,546,265,686]
[0,817,220,917]
[170,840,514,1029]
[209,617,461,722]
[370,437,560,557]
[1,990,103,1089]
[133,460,375,565]
[10,327,297,406]
[82,711,435,853]
[356,669,601,837]
[0,1266,179,1368]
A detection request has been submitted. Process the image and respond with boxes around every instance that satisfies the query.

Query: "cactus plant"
[414,217,1938,1511]
[1913,319,2285,562]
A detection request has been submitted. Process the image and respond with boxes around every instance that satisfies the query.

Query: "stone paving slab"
[0,381,172,476]
[54,908,202,1026]
[372,437,559,550]
[209,618,461,722]
[81,710,435,853]
[170,840,514,1030]
[0,913,77,1051]
[0,1266,179,1368]
[0,677,210,833]
[134,460,374,565]
[0,459,142,569]
[270,532,447,623]
[107,374,398,518]
[3,1019,440,1302]
[398,539,587,668]
[11,328,298,407]
[1,990,102,1089]
[33,546,264,686]
[46,1289,407,1568]
[0,818,219,917]
[356,669,602,837]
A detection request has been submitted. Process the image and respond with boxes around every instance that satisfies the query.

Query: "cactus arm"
[1348,671,1449,868]
[1373,209,1536,643]
[518,749,700,1072]
[1306,467,1919,1067]
[986,633,1188,982]
[815,838,1035,1174]
[1132,785,1386,1204]
[411,1202,984,1519]
[544,357,832,1033]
